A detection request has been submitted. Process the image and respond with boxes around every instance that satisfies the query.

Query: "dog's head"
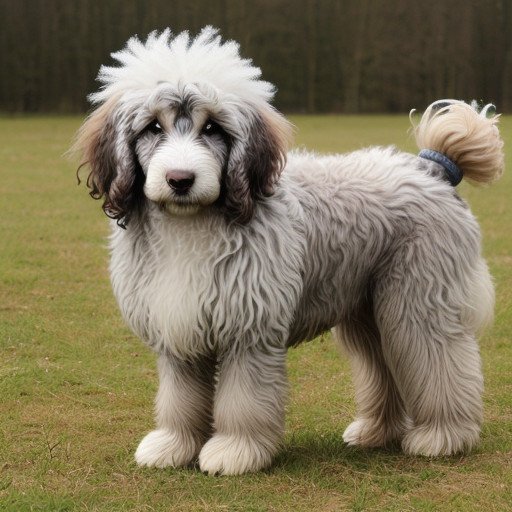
[73,27,292,227]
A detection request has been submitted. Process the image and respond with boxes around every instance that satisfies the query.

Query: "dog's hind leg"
[334,305,409,448]
[135,352,216,468]
[373,253,489,456]
[198,346,287,475]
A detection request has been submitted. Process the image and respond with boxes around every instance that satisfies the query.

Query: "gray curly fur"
[74,28,504,475]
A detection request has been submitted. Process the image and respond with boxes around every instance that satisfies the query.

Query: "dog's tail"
[412,99,504,185]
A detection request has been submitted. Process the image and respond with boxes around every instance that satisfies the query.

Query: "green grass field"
[1,115,511,511]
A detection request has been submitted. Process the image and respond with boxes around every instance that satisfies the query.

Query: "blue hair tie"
[418,149,463,186]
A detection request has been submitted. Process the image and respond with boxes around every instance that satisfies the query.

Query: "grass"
[0,114,511,511]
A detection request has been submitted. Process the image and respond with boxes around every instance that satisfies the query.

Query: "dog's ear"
[72,96,142,227]
[224,106,293,224]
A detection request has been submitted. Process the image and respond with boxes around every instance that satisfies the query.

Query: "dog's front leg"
[135,352,215,468]
[199,346,287,475]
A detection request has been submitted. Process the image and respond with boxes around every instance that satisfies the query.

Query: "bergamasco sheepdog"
[73,27,504,475]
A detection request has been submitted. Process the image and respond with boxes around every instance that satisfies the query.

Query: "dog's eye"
[145,119,163,135]
[201,119,222,136]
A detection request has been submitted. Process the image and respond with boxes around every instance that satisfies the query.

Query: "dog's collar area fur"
[418,149,463,186]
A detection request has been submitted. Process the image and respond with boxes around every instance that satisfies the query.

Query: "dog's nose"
[165,170,195,194]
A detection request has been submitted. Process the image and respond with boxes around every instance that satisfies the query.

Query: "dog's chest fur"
[109,202,305,357]
[109,212,222,356]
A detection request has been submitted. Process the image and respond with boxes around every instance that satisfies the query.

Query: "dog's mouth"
[160,200,202,216]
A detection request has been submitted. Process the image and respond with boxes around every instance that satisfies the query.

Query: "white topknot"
[89,26,276,107]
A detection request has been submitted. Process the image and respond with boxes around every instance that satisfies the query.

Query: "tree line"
[1,0,511,114]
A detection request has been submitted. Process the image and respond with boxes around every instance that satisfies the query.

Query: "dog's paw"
[402,422,480,456]
[198,434,275,475]
[343,417,405,448]
[343,418,369,446]
[135,429,198,468]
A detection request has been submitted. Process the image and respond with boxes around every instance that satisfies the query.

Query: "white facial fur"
[143,133,223,215]
[131,85,231,216]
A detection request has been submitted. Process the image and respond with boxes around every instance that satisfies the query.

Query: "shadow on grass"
[272,430,405,475]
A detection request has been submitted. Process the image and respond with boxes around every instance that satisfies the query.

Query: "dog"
[73,27,504,475]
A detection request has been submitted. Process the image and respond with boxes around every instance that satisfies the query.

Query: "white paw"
[343,418,368,446]
[198,434,275,475]
[135,429,198,468]
[343,417,406,448]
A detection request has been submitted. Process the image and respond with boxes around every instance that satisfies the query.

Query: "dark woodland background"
[1,0,511,114]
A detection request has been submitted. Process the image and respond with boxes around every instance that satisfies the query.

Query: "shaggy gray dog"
[74,28,504,475]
